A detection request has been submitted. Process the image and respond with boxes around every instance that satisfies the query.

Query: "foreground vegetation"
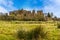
[0,21,60,40]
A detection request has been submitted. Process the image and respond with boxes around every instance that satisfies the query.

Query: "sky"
[0,0,60,17]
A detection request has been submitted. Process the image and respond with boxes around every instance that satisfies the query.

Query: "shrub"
[26,27,42,40]
[31,27,45,40]
[17,29,26,40]
[17,26,46,40]
[57,23,60,28]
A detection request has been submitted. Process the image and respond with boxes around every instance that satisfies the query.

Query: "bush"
[31,27,45,40]
[26,27,42,40]
[17,29,26,40]
[17,26,46,40]
[57,23,60,28]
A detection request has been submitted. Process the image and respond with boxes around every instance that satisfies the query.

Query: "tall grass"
[17,26,46,40]
[57,23,60,28]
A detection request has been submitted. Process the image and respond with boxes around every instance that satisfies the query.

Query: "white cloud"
[43,0,60,17]
[0,0,17,13]
[24,8,32,11]
[0,6,8,13]
[53,0,60,4]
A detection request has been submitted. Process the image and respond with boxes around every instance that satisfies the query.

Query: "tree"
[54,16,57,21]
[32,10,35,15]
[47,12,51,17]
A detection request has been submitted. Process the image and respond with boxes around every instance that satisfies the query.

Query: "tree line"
[0,9,58,21]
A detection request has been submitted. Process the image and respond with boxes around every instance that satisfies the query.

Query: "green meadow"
[0,21,60,40]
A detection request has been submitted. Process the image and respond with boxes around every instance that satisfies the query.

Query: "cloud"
[0,6,8,13]
[43,0,60,17]
[0,0,60,17]
[0,0,17,13]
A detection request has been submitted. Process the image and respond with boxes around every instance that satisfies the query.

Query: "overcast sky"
[0,0,60,17]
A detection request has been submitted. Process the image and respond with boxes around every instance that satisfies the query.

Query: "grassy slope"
[0,21,60,40]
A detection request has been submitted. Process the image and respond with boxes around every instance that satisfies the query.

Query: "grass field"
[0,21,60,40]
